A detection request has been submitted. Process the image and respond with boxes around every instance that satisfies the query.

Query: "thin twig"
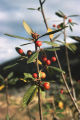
[63,18,76,101]
[5,78,9,115]
[35,45,43,120]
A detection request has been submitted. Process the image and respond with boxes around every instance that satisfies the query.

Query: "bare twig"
[35,45,43,120]
[63,18,76,101]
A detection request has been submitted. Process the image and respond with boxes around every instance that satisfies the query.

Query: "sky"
[0,0,80,64]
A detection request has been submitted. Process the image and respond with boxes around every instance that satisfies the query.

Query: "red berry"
[60,89,63,94]
[78,80,80,83]
[32,73,38,78]
[27,50,32,56]
[64,16,67,19]
[57,25,60,29]
[41,72,46,79]
[53,24,56,27]
[18,49,24,54]
[35,41,42,47]
[46,59,51,65]
[43,82,50,90]
[42,56,47,62]
[51,56,56,62]
[68,19,72,23]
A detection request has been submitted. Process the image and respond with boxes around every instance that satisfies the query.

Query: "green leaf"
[68,14,80,17]
[43,41,60,47]
[6,114,10,120]
[52,33,62,41]
[27,52,39,64]
[3,63,18,70]
[60,94,66,101]
[69,25,73,32]
[0,74,4,80]
[22,85,37,107]
[56,113,64,118]
[55,108,64,113]
[39,26,67,39]
[4,34,32,41]
[20,42,32,46]
[55,10,65,18]
[48,66,65,74]
[23,20,33,35]
[7,72,14,79]
[8,78,18,85]
[27,8,37,10]
[69,36,80,42]
[44,48,60,51]
[24,73,34,80]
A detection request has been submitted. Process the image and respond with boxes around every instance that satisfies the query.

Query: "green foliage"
[27,51,39,64]
[7,72,14,79]
[22,85,37,107]
[4,33,32,41]
[56,113,64,118]
[55,10,65,18]
[44,48,60,51]
[43,41,60,47]
[47,66,65,74]
[3,63,18,70]
[6,114,10,120]
[39,26,67,39]
[0,74,4,80]
[69,36,80,42]
[24,73,34,80]
[8,78,18,85]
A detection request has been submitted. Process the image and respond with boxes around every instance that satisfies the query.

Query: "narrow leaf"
[24,73,34,80]
[3,63,18,70]
[69,25,73,32]
[4,34,32,41]
[7,72,13,79]
[23,85,37,107]
[69,36,80,42]
[52,33,62,41]
[27,52,39,64]
[23,20,33,35]
[39,26,67,39]
[43,41,60,47]
[27,8,37,10]
[44,48,60,51]
[20,42,32,46]
[0,75,4,80]
[68,14,80,17]
[48,66,65,74]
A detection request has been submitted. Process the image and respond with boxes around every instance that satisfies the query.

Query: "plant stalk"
[5,78,9,115]
[35,45,43,120]
[63,18,76,101]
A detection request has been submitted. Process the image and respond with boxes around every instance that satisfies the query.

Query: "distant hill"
[0,43,80,81]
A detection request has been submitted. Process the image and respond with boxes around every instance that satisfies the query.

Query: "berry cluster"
[52,17,72,29]
[32,72,50,90]
[42,56,56,65]
[32,32,40,39]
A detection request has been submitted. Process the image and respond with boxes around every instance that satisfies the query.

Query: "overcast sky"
[0,0,80,64]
